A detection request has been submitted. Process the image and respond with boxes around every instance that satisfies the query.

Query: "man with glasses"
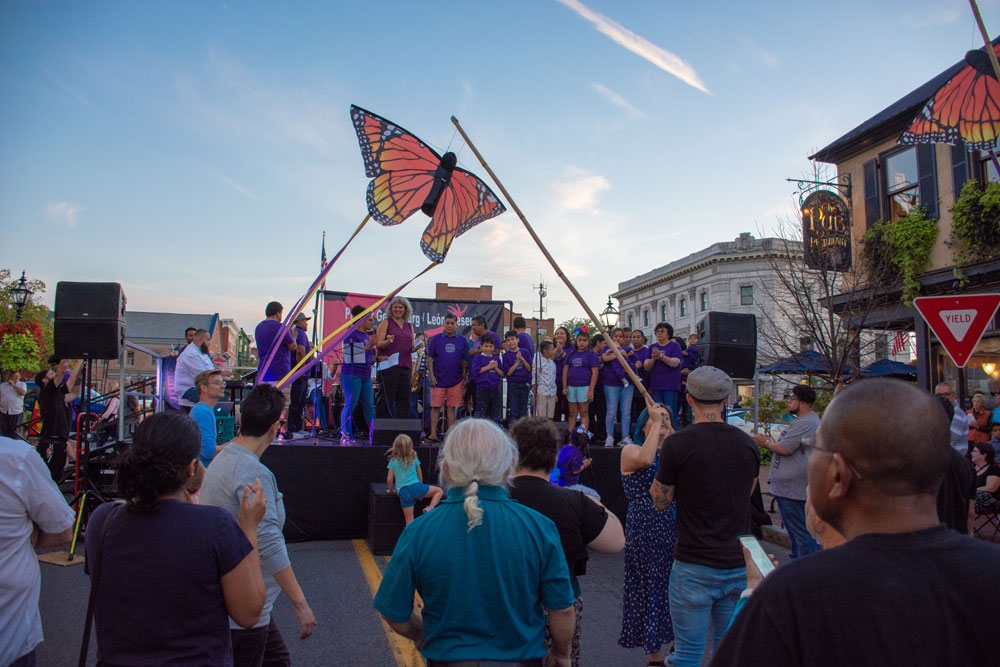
[712,378,1000,667]
[934,382,968,452]
[752,385,820,558]
[191,370,229,467]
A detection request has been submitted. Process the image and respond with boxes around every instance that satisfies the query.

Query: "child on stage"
[562,329,599,432]
[386,434,443,525]
[470,336,505,424]
[532,340,558,418]
[502,330,531,424]
[600,328,634,447]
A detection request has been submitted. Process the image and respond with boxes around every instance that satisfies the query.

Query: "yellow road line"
[352,539,425,667]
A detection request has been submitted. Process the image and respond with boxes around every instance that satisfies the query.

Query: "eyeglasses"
[811,441,864,480]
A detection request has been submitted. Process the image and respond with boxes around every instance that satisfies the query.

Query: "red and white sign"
[213,355,227,368]
[913,294,1000,368]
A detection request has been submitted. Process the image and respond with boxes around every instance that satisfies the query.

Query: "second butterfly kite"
[350,105,506,263]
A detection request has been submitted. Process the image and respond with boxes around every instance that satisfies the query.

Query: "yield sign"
[913,294,1000,368]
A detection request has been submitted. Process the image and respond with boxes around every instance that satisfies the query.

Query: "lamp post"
[600,296,619,330]
[10,271,33,321]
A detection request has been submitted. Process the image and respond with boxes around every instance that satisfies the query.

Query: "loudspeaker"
[371,418,422,446]
[54,282,126,360]
[367,482,429,555]
[696,312,757,379]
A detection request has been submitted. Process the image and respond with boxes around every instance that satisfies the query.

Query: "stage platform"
[261,438,628,542]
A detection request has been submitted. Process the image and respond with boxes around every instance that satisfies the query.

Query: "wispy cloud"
[551,167,611,212]
[204,167,259,200]
[47,202,83,227]
[590,82,646,118]
[742,38,780,70]
[37,62,92,107]
[555,0,710,94]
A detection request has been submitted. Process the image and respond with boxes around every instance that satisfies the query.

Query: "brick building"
[434,282,555,342]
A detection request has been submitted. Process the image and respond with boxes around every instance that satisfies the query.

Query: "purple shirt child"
[564,348,599,387]
[470,353,504,389]
[556,445,584,486]
[649,341,683,391]
[502,346,532,384]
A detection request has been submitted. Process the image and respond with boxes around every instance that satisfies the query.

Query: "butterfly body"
[351,105,506,263]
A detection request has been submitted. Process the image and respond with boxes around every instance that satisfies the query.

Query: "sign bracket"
[787,174,852,207]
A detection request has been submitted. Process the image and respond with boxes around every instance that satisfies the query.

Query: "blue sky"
[2,0,997,335]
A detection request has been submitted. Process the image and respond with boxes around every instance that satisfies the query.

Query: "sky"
[2,0,998,337]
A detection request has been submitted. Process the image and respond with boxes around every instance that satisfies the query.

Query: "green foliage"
[950,179,1000,281]
[861,207,938,305]
[558,318,595,337]
[0,269,53,360]
[812,389,834,417]
[0,332,41,373]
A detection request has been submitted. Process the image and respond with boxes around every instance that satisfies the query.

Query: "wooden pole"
[970,0,1000,83]
[451,116,656,408]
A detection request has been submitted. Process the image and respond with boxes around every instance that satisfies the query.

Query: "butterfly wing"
[419,167,506,263]
[351,105,441,225]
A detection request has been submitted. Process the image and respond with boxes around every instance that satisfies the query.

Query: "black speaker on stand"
[54,282,126,360]
[696,312,757,380]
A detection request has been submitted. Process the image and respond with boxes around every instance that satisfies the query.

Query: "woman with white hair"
[374,418,577,666]
[375,295,415,420]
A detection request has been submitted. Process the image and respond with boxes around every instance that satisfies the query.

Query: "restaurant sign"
[801,190,851,271]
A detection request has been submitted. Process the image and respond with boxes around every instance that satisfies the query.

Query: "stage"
[261,438,629,542]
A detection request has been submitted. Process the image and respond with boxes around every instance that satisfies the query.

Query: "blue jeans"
[507,381,529,423]
[604,384,634,441]
[775,496,818,558]
[652,389,680,429]
[341,374,375,440]
[667,559,746,667]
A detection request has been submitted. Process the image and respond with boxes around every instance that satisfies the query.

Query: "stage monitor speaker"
[54,282,126,360]
[696,312,757,380]
[371,418,422,446]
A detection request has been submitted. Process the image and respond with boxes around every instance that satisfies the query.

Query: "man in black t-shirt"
[934,396,977,533]
[508,416,624,667]
[650,366,758,667]
[711,378,1000,667]
[34,359,83,481]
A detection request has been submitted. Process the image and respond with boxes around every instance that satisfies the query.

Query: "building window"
[699,292,707,312]
[799,337,813,352]
[884,147,919,220]
[627,313,633,329]
[740,285,753,306]
[660,305,666,322]
[875,335,888,360]
[126,351,135,368]
[979,143,1000,183]
[643,310,649,327]
[679,298,686,316]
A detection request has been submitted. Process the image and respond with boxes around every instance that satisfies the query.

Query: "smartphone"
[738,535,775,578]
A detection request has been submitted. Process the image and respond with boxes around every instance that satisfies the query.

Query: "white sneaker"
[604,436,615,448]
[620,436,634,445]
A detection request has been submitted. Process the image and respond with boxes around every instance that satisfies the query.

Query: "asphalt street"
[34,533,790,666]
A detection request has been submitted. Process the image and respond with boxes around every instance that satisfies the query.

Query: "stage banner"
[320,291,507,380]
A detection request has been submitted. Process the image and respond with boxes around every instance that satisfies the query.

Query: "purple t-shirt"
[473,331,499,350]
[556,445,584,486]
[255,319,295,381]
[553,344,569,389]
[290,327,310,368]
[517,332,536,360]
[342,329,373,378]
[86,500,252,667]
[502,347,532,384]
[564,348,599,387]
[427,333,469,388]
[600,345,630,387]
[470,353,504,389]
[649,341,683,391]
[682,344,699,372]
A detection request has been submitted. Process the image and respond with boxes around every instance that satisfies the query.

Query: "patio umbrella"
[859,359,918,378]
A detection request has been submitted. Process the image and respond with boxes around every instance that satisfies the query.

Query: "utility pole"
[532,277,547,355]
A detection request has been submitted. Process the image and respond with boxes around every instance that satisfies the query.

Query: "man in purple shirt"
[287,312,312,437]
[502,330,532,424]
[469,315,498,355]
[427,314,469,442]
[255,301,298,430]
[643,322,682,428]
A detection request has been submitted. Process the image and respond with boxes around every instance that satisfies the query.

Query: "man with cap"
[649,366,759,667]
[286,312,312,438]
[751,384,820,558]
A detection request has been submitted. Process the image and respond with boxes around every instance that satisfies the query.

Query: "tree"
[0,269,53,364]
[558,317,595,336]
[0,332,41,374]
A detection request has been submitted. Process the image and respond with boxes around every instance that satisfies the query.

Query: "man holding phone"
[711,378,1000,666]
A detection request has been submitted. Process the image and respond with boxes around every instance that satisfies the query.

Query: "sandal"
[424,435,440,443]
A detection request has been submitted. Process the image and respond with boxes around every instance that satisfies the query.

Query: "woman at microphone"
[375,296,415,419]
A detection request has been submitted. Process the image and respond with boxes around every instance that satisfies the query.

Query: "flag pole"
[451,116,655,408]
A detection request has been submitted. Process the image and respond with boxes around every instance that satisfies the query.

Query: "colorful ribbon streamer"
[275,262,438,389]
[257,214,370,382]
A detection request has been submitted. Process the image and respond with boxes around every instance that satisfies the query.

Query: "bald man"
[934,382,969,452]
[711,378,1000,667]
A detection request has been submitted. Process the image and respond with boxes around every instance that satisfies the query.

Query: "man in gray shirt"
[200,384,316,666]
[753,385,821,558]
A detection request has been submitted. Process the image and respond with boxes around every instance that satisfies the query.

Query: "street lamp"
[11,271,32,321]
[600,296,619,329]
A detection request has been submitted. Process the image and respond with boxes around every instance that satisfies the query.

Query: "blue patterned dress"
[618,450,677,654]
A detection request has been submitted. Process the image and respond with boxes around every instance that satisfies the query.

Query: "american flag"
[891,331,909,356]
[320,231,327,290]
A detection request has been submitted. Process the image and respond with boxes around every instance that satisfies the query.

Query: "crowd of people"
[5,306,1000,666]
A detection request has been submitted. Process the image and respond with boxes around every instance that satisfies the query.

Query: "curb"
[761,524,791,550]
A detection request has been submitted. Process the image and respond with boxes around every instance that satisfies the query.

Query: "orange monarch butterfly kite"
[350,105,507,263]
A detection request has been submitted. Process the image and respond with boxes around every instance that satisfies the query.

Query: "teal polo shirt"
[374,485,575,661]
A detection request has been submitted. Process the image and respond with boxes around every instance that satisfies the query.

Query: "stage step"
[367,482,429,556]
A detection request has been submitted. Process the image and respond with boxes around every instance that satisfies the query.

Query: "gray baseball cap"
[686,366,732,402]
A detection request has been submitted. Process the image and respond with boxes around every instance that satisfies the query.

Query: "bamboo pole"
[451,116,656,408]
[970,0,1000,83]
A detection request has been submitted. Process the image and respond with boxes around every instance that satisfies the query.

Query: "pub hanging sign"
[801,190,852,271]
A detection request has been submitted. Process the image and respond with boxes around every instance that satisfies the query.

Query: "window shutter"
[951,144,970,195]
[863,159,881,228]
[916,144,939,219]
